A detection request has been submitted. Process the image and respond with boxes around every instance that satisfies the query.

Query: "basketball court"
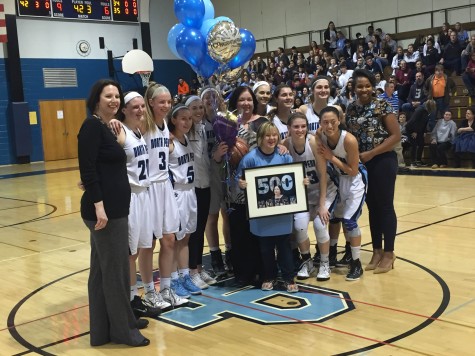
[0,159,474,355]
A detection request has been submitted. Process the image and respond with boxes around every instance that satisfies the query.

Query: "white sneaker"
[190,273,209,289]
[161,287,189,307]
[316,261,331,281]
[297,259,315,280]
[144,289,172,311]
[199,270,217,285]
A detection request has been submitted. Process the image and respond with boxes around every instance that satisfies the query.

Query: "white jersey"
[287,136,319,205]
[321,130,367,220]
[272,115,289,141]
[305,103,320,135]
[144,122,170,182]
[123,125,150,189]
[169,136,195,186]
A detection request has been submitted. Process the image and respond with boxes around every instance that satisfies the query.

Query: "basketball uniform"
[144,122,180,238]
[288,135,338,224]
[305,103,320,135]
[122,124,153,255]
[205,118,224,214]
[321,130,367,221]
[272,115,289,141]
[169,136,197,240]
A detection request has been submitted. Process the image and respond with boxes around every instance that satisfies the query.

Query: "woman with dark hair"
[453,106,475,168]
[438,22,451,48]
[226,86,267,284]
[324,21,337,55]
[345,69,401,274]
[78,79,149,347]
[268,84,295,140]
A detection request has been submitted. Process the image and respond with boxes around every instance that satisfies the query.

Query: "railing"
[254,4,475,56]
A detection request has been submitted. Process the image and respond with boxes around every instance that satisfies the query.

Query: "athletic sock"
[171,271,179,280]
[301,252,311,261]
[320,253,329,263]
[178,268,189,278]
[130,285,138,302]
[144,281,155,294]
[209,246,220,252]
[330,239,338,246]
[160,277,171,291]
[351,246,361,260]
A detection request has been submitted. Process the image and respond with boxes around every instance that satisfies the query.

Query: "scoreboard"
[17,0,139,22]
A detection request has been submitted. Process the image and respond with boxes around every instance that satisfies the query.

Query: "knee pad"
[342,218,360,238]
[313,218,329,244]
[294,215,309,244]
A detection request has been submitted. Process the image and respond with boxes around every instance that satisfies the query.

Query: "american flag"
[0,3,6,43]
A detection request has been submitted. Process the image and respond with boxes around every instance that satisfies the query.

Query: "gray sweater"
[431,119,457,143]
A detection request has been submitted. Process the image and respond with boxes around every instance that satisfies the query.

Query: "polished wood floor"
[0,159,474,355]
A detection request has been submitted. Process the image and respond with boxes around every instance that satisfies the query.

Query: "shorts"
[174,184,198,240]
[128,189,153,255]
[333,169,367,221]
[149,180,180,238]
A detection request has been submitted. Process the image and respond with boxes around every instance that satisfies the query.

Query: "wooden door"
[39,99,86,161]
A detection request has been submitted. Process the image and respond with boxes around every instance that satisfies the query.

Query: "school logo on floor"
[157,279,354,330]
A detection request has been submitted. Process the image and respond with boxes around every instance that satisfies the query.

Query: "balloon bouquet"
[168,0,256,200]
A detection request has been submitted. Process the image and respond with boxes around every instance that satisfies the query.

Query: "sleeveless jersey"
[144,121,170,182]
[122,125,150,189]
[321,130,351,177]
[305,103,320,135]
[272,115,289,141]
[169,136,195,186]
[288,135,319,205]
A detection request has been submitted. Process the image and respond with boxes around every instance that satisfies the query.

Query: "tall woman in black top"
[345,70,401,274]
[78,79,149,347]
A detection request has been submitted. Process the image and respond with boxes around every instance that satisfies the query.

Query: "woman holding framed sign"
[236,122,309,293]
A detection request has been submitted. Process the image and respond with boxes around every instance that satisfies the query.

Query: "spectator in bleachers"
[268,61,276,75]
[273,66,285,86]
[372,34,383,52]
[405,99,436,167]
[404,44,420,70]
[257,56,267,74]
[422,38,440,75]
[352,44,365,65]
[423,35,441,57]
[306,49,315,63]
[355,57,366,70]
[310,40,319,54]
[374,46,389,73]
[375,72,386,90]
[333,31,347,59]
[375,28,386,40]
[401,71,427,116]
[177,78,190,96]
[249,72,257,87]
[364,40,378,58]
[437,23,451,48]
[461,34,475,71]
[352,33,365,53]
[365,25,375,44]
[248,59,258,74]
[378,81,399,114]
[324,21,338,55]
[440,31,463,75]
[336,79,355,107]
[453,106,475,168]
[338,62,354,88]
[409,60,426,84]
[364,56,379,74]
[340,39,354,68]
[413,34,426,53]
[395,60,412,102]
[239,72,250,87]
[384,33,398,56]
[391,46,405,74]
[424,64,456,130]
[430,110,457,168]
[277,47,290,67]
[454,22,469,46]
[290,46,299,64]
[462,51,475,97]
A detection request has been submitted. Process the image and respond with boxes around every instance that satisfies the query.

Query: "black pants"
[410,133,426,162]
[430,142,451,165]
[365,151,398,252]
[257,234,294,282]
[189,187,211,269]
[229,203,261,283]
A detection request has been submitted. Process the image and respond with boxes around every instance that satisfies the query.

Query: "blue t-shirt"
[236,147,294,237]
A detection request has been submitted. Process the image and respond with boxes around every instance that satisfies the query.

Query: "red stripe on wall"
[0,34,7,43]
[0,20,6,27]
[0,4,4,12]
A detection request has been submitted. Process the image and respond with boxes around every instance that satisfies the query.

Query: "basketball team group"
[77,68,400,347]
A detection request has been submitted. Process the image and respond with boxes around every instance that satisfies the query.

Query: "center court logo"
[157,280,355,330]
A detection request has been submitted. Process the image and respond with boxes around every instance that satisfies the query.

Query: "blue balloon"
[176,27,206,67]
[203,0,214,21]
[200,18,217,38]
[199,53,220,78]
[174,0,205,29]
[228,28,256,70]
[167,23,186,59]
[214,16,232,23]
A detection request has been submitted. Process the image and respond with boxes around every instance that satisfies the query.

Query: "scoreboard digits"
[17,0,138,22]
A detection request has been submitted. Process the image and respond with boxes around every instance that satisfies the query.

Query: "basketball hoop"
[122,49,154,88]
[137,71,152,87]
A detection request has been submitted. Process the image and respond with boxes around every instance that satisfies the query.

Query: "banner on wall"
[0,3,6,43]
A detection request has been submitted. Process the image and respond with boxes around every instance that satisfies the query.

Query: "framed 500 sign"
[243,162,308,219]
